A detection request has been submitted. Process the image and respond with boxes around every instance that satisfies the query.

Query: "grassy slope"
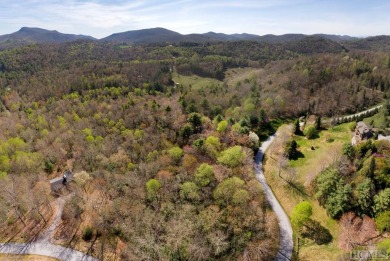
[172,71,222,90]
[263,124,352,261]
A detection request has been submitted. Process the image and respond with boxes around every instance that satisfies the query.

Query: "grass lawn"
[290,123,352,186]
[172,72,222,90]
[263,123,353,261]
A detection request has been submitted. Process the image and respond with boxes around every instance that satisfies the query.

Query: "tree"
[342,143,355,160]
[356,178,375,215]
[248,131,260,151]
[195,163,215,187]
[146,179,161,200]
[217,120,228,132]
[187,112,202,133]
[316,167,352,218]
[204,136,220,158]
[180,123,194,140]
[284,140,298,160]
[291,201,312,228]
[374,188,390,214]
[305,126,317,139]
[217,146,246,168]
[74,171,92,193]
[180,182,200,201]
[324,182,352,219]
[232,189,250,205]
[213,176,245,205]
[314,116,321,130]
[293,119,301,135]
[168,146,183,163]
[376,211,390,233]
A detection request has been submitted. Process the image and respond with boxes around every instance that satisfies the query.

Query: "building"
[50,170,73,191]
[355,121,373,143]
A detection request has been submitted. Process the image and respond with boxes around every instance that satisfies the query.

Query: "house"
[355,121,373,142]
[50,170,73,191]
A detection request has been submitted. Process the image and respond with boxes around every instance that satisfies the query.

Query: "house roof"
[356,121,372,134]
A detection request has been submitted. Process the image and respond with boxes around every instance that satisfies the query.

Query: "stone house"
[355,121,373,143]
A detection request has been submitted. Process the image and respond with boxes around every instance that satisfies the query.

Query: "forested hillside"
[0,38,389,260]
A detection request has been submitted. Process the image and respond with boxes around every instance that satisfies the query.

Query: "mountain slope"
[0,27,95,49]
[345,35,390,52]
[0,27,94,43]
[101,27,184,43]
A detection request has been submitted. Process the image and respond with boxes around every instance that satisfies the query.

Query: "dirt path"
[0,193,99,261]
[255,135,293,261]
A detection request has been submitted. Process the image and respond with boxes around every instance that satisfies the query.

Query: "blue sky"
[0,0,389,38]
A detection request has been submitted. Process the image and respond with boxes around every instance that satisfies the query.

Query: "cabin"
[50,170,73,191]
[355,121,373,143]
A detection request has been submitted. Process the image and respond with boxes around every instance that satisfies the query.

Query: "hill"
[101,27,185,43]
[0,27,95,49]
[345,35,390,52]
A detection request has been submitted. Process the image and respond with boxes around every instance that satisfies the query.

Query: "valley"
[0,28,389,260]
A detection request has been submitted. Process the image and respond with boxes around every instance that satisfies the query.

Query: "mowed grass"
[290,123,352,185]
[263,124,352,261]
[172,72,222,90]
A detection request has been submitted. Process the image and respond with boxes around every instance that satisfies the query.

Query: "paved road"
[0,194,99,261]
[255,135,293,261]
[333,104,384,123]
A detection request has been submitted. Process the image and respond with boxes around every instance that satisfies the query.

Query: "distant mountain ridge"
[0,27,95,49]
[100,28,361,43]
[2,26,390,52]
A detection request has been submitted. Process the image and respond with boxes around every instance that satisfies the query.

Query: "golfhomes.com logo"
[350,249,389,260]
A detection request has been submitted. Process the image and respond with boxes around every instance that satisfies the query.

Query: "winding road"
[255,135,293,261]
[333,103,385,123]
[0,194,99,261]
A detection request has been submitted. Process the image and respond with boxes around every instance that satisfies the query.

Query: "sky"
[0,0,389,39]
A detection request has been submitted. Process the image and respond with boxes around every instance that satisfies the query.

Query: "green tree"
[146,178,161,200]
[356,178,375,215]
[316,167,352,218]
[342,143,355,160]
[217,120,228,132]
[291,201,312,228]
[169,146,183,163]
[180,182,200,201]
[217,146,246,168]
[293,119,301,135]
[378,238,390,255]
[305,126,318,139]
[374,188,390,214]
[180,123,194,140]
[284,140,298,160]
[187,112,202,133]
[314,116,321,130]
[204,135,220,158]
[324,183,352,219]
[195,163,215,187]
[375,211,390,233]
[232,189,250,205]
[213,176,245,205]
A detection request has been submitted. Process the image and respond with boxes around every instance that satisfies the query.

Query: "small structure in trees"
[354,121,373,143]
[50,170,73,191]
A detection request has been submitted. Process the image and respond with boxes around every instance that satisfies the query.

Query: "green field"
[172,72,222,90]
[263,123,353,261]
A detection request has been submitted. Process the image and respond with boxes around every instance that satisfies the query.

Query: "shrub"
[305,126,318,139]
[82,226,93,241]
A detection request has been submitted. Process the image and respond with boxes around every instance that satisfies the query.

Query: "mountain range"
[1,27,390,51]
